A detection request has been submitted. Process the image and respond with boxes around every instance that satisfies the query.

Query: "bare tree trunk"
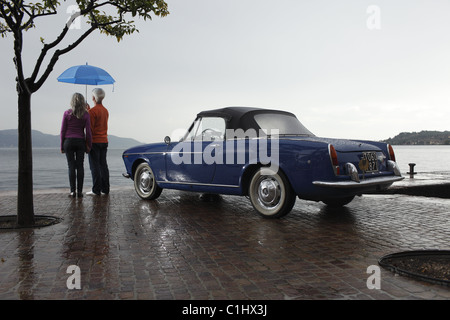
[17,91,35,227]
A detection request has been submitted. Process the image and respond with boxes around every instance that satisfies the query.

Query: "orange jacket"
[89,103,109,143]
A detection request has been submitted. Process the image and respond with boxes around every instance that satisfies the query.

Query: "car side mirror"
[164,136,171,145]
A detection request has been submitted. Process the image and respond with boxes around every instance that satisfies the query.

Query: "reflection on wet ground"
[0,188,449,300]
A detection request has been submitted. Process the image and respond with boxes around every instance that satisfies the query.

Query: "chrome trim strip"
[124,151,209,156]
[157,181,240,188]
[123,152,166,156]
[313,176,404,188]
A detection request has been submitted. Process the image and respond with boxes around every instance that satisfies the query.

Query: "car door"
[165,116,226,184]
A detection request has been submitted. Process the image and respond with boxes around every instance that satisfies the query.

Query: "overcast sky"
[1,0,450,144]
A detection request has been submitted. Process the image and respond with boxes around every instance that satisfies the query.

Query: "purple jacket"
[60,109,93,151]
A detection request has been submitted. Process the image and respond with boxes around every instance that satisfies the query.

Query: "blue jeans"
[63,138,86,193]
[89,143,110,195]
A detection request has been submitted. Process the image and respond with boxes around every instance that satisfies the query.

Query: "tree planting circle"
[379,250,450,286]
[0,215,61,230]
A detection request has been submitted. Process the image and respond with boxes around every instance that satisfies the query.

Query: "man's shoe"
[86,191,100,196]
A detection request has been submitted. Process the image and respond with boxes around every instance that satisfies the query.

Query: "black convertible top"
[197,107,298,132]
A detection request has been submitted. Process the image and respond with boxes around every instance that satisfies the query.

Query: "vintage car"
[122,107,403,218]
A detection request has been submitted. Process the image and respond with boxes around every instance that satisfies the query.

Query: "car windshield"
[254,113,315,136]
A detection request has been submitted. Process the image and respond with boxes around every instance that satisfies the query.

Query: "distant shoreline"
[0,129,144,149]
[383,130,450,145]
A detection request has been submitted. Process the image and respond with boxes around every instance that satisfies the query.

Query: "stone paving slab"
[0,187,449,301]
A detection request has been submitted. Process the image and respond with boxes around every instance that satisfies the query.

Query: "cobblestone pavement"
[0,187,449,300]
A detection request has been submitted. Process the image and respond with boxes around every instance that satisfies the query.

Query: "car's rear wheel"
[134,163,162,200]
[248,168,296,218]
[322,196,355,207]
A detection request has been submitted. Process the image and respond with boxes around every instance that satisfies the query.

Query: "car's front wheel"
[134,163,162,200]
[248,168,296,218]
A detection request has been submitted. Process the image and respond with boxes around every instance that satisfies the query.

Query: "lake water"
[393,145,450,174]
[0,145,449,192]
[0,148,131,192]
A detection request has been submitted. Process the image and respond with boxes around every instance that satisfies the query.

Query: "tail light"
[387,144,396,162]
[328,144,340,175]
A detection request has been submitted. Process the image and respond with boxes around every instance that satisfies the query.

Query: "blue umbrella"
[57,63,115,99]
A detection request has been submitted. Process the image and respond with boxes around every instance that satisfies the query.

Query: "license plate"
[362,152,378,172]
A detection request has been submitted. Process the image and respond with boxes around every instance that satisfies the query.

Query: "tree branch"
[1,1,17,28]
[21,9,57,31]
[30,0,104,83]
[32,25,97,92]
[29,24,69,82]
[4,1,31,94]
[5,0,170,92]
[29,1,98,83]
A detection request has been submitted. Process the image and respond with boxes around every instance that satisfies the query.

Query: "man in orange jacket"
[87,88,110,195]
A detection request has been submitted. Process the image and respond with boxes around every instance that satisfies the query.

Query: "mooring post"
[407,163,417,178]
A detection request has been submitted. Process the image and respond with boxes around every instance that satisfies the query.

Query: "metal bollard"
[407,163,417,178]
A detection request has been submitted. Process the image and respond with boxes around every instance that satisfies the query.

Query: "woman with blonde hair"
[60,93,92,197]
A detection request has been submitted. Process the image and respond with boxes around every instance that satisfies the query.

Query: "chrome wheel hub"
[139,170,153,193]
[257,177,281,209]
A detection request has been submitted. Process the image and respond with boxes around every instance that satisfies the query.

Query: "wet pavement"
[0,182,449,300]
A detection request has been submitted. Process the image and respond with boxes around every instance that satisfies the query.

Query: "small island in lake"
[383,131,450,145]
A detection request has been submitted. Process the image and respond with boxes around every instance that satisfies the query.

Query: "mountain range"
[0,129,144,149]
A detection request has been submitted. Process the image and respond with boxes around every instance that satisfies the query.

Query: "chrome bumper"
[313,176,404,189]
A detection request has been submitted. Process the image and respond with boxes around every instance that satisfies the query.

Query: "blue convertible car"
[122,107,403,218]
